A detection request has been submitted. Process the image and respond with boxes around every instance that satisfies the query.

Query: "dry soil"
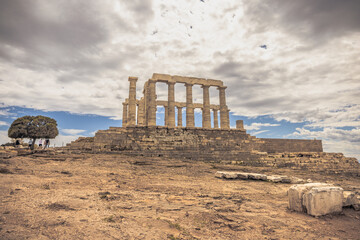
[1,151,360,239]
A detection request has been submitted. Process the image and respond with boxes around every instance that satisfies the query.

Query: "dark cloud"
[123,0,154,27]
[0,1,109,53]
[0,0,152,72]
[245,0,360,41]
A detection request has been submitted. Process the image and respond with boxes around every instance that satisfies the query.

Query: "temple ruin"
[122,73,230,129]
[67,73,360,175]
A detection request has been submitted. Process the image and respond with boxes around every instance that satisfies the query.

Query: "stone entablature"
[122,73,230,129]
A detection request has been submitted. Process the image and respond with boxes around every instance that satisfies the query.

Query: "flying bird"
[260,45,267,49]
[200,0,205,2]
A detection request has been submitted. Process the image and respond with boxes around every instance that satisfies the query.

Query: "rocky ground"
[1,150,360,240]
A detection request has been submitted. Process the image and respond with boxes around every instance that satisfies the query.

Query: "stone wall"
[258,138,323,153]
[66,126,359,174]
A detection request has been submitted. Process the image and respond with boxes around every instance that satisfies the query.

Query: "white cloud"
[244,122,280,131]
[0,130,10,144]
[61,129,86,135]
[290,127,360,160]
[291,127,360,143]
[252,130,269,135]
[273,105,360,128]
[0,121,9,126]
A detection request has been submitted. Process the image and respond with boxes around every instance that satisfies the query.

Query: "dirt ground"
[1,151,360,240]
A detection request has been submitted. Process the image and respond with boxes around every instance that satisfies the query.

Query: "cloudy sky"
[0,0,359,159]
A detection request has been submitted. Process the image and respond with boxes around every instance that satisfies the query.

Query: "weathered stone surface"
[223,172,239,179]
[266,175,282,183]
[215,171,226,178]
[343,191,360,210]
[248,173,267,181]
[237,172,249,179]
[290,177,305,184]
[288,183,331,212]
[215,171,249,180]
[302,186,343,216]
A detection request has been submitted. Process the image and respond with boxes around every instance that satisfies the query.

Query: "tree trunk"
[31,138,36,150]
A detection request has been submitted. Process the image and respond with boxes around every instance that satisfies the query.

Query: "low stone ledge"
[248,173,267,181]
[215,171,305,183]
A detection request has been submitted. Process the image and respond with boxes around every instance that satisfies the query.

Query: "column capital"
[148,78,157,83]
[185,83,194,87]
[167,80,176,85]
[201,84,211,89]
[128,76,138,81]
[217,85,227,90]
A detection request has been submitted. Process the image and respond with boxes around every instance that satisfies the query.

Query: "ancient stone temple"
[67,73,360,175]
[121,73,230,129]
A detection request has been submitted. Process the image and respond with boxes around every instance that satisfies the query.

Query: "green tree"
[8,115,59,150]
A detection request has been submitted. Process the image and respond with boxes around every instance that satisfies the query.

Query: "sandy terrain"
[1,151,360,239]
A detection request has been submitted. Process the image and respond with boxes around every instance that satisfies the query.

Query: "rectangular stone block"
[288,183,331,212]
[302,186,343,216]
[248,173,267,181]
[223,172,238,179]
[267,175,284,183]
[237,172,249,179]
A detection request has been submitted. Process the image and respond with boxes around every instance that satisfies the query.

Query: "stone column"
[136,103,139,125]
[164,105,168,126]
[122,102,128,127]
[167,81,175,128]
[147,79,157,126]
[138,98,145,126]
[143,82,149,126]
[202,84,211,128]
[185,83,194,128]
[177,107,183,127]
[236,120,244,130]
[218,86,229,129]
[213,109,218,129]
[127,77,138,126]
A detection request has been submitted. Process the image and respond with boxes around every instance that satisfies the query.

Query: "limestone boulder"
[237,172,249,179]
[223,172,238,179]
[343,191,360,210]
[302,186,343,217]
[290,177,305,184]
[288,183,331,212]
[267,175,283,183]
[215,171,226,178]
[248,173,267,181]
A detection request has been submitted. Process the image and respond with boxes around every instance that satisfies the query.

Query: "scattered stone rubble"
[215,171,360,216]
[215,171,305,184]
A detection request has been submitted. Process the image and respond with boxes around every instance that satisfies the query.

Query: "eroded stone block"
[288,183,331,212]
[223,172,238,179]
[302,186,343,216]
[237,172,249,179]
[215,171,225,178]
[343,191,360,210]
[267,175,284,183]
[248,173,267,181]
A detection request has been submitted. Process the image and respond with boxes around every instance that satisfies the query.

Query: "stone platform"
[65,126,359,175]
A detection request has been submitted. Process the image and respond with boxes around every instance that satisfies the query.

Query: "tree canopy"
[8,115,59,149]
